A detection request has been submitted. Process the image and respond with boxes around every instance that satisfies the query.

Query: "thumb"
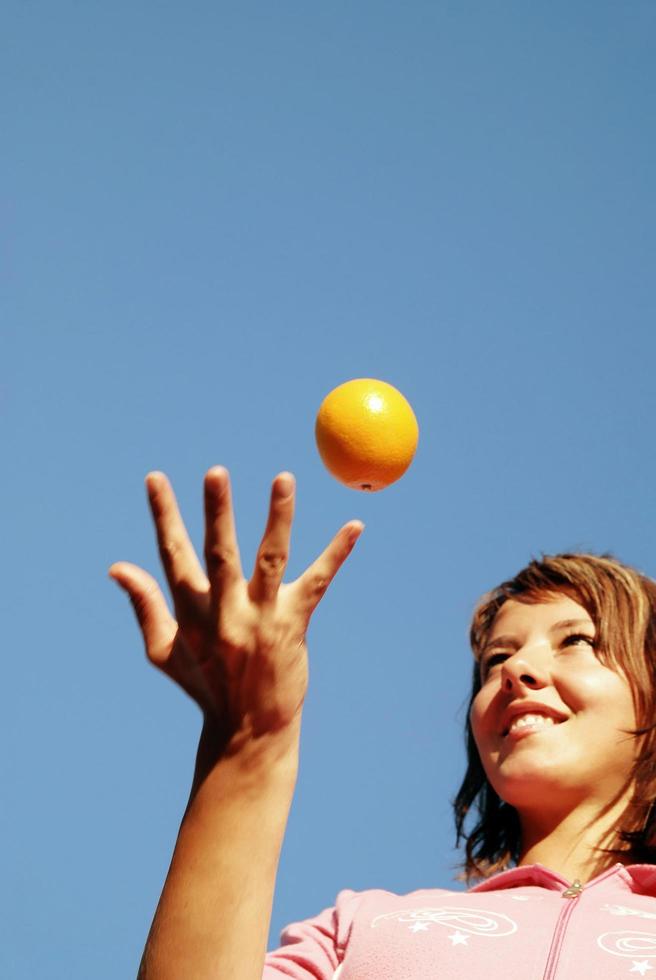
[109,562,177,667]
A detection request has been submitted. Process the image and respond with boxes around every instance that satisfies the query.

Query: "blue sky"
[3,2,656,975]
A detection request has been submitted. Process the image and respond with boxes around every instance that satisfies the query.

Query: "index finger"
[146,471,208,599]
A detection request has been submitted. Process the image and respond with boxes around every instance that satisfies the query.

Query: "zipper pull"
[562,879,583,899]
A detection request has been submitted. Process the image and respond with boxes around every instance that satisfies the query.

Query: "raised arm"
[109,467,363,980]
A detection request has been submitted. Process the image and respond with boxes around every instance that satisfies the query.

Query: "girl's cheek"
[469,694,487,737]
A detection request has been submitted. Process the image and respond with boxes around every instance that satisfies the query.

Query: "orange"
[315,378,419,492]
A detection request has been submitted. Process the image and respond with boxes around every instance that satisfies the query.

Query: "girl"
[111,468,656,979]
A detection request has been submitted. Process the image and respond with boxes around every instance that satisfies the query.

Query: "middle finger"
[203,466,244,602]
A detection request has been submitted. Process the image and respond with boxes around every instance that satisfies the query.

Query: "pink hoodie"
[264,863,656,978]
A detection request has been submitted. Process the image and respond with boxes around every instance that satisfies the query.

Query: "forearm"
[114,468,359,977]
[138,721,300,980]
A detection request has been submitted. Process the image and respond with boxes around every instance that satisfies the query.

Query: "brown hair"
[454,552,656,881]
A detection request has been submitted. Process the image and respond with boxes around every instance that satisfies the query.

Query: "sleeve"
[263,890,360,979]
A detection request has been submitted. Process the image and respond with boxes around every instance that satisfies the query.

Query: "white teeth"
[508,713,557,733]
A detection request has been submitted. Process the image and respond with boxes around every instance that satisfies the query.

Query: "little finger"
[292,520,364,620]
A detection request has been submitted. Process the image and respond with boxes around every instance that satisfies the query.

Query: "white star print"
[409,922,430,933]
[448,931,469,946]
[631,962,653,976]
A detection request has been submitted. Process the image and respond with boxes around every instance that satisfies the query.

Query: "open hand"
[109,468,363,749]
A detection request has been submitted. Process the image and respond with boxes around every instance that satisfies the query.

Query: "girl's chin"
[484,762,578,805]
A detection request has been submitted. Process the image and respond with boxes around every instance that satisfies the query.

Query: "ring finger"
[248,472,296,605]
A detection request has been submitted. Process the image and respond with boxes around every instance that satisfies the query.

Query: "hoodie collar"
[468,863,656,895]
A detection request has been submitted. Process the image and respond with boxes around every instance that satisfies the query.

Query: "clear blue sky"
[3,2,655,975]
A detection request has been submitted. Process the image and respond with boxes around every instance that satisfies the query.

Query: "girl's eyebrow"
[482,635,519,655]
[483,618,594,654]
[549,618,595,633]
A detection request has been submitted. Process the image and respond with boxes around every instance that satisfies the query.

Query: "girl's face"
[470,595,638,813]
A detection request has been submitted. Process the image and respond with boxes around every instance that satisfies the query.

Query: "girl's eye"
[480,633,595,678]
[481,653,507,677]
[562,633,596,649]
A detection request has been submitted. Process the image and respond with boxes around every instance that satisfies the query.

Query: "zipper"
[561,880,583,899]
[542,880,583,980]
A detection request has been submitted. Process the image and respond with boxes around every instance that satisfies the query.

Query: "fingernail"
[277,473,295,497]
[145,471,163,488]
[349,523,365,546]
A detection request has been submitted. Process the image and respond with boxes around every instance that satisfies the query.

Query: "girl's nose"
[500,652,549,692]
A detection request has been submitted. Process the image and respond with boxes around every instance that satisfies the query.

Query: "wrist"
[191,714,302,799]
